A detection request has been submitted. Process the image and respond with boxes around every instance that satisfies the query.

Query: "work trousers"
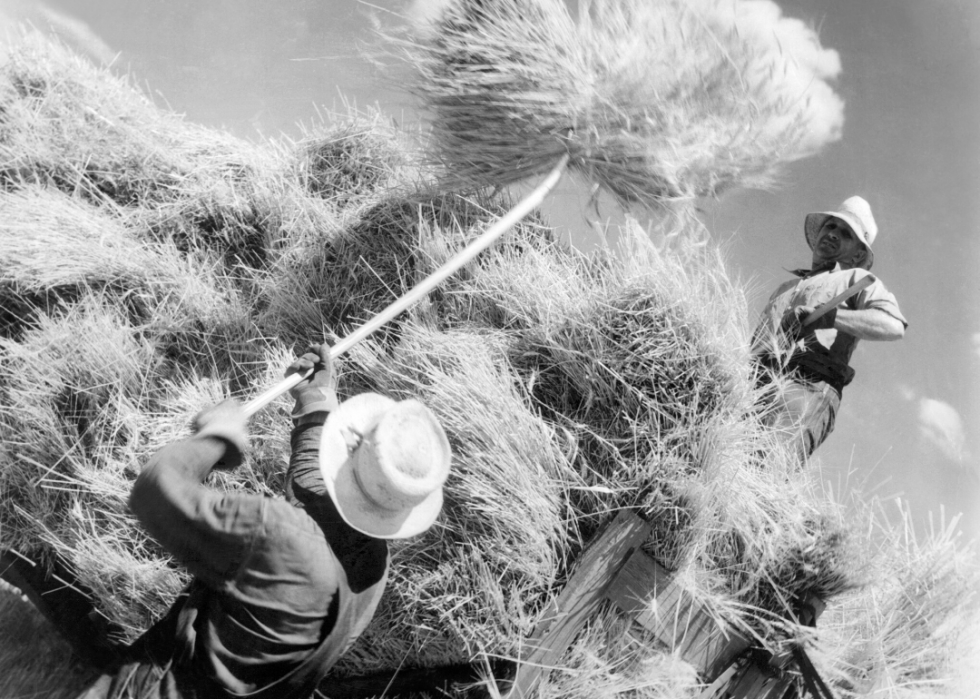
[762,378,841,464]
[74,589,203,699]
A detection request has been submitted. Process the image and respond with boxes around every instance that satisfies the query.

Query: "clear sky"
[5,0,979,542]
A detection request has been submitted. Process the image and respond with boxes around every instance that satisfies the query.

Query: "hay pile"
[0,24,976,699]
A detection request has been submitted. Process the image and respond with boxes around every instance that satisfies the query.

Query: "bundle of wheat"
[812,503,980,698]
[387,0,843,209]
[0,31,196,207]
[0,186,150,293]
[291,105,417,208]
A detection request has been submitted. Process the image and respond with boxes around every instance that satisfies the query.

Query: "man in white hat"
[76,344,452,698]
[752,196,907,462]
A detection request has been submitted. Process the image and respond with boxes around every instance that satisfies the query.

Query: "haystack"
[0,19,976,699]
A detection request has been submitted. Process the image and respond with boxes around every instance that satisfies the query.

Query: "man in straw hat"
[752,196,907,462]
[76,344,452,698]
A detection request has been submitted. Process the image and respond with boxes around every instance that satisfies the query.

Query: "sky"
[1,0,978,543]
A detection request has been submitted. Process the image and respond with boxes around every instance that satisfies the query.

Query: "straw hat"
[804,196,877,270]
[319,393,452,539]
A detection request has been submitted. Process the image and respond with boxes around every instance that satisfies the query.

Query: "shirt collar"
[789,261,842,279]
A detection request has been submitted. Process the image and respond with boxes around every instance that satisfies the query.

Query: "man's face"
[811,217,864,268]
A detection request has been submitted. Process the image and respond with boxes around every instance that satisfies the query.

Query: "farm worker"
[77,343,453,699]
[752,196,906,462]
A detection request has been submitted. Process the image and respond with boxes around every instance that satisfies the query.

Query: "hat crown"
[350,401,451,514]
[837,196,877,246]
[319,393,452,539]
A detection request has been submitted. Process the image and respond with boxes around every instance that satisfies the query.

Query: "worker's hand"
[779,307,807,340]
[192,399,248,470]
[780,306,836,339]
[286,343,339,420]
[803,306,837,331]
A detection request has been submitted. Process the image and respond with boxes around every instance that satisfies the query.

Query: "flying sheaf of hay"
[385,0,844,210]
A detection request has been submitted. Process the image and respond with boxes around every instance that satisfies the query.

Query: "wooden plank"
[726,666,771,698]
[721,663,795,699]
[506,511,653,699]
[694,662,740,699]
[604,548,750,680]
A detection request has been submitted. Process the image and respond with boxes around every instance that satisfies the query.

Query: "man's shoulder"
[263,494,328,532]
[807,266,884,290]
[837,267,898,297]
[840,267,878,284]
[257,498,337,559]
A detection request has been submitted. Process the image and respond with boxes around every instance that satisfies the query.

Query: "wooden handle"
[242,155,570,417]
[802,274,876,326]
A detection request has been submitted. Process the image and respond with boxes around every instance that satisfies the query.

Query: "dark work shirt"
[129,420,389,698]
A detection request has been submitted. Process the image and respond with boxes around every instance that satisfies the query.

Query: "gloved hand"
[192,399,249,470]
[286,343,339,420]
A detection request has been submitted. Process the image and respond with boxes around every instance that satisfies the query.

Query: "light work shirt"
[752,265,907,382]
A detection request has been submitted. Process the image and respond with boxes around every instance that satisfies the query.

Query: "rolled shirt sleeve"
[129,435,268,588]
[285,420,327,505]
[129,430,352,696]
[850,269,907,327]
[753,267,907,355]
[752,266,907,391]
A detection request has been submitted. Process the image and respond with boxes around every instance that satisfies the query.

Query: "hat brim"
[804,211,875,270]
[319,393,444,540]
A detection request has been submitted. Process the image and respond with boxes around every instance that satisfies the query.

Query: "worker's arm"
[832,307,905,341]
[834,270,908,340]
[129,401,263,588]
[285,418,328,506]
[284,343,338,502]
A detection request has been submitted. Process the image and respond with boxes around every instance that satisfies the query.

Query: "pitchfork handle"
[802,274,876,327]
[242,154,570,418]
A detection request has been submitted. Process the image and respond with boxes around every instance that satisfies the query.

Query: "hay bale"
[0,31,191,206]
[813,503,980,696]
[292,106,416,208]
[0,186,151,293]
[0,29,307,272]
[0,187,268,391]
[125,143,293,270]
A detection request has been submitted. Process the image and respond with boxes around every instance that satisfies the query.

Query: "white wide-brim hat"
[320,393,452,540]
[804,195,878,270]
